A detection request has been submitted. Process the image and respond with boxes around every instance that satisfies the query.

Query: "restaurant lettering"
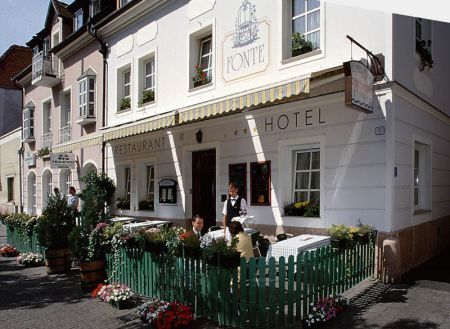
[113,136,166,156]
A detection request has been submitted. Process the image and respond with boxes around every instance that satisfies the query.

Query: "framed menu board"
[229,163,247,199]
[250,161,271,206]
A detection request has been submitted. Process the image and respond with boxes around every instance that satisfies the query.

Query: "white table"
[110,216,135,223]
[206,227,257,240]
[266,234,330,260]
[122,220,171,234]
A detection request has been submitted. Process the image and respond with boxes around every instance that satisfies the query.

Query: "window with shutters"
[78,76,95,118]
[23,104,35,141]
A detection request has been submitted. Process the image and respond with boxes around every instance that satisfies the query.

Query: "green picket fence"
[5,226,45,255]
[106,239,375,328]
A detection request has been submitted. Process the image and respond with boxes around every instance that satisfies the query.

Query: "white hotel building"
[87,0,449,275]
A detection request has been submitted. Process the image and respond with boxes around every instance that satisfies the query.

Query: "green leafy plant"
[36,147,50,159]
[35,190,76,250]
[138,199,154,211]
[119,97,131,111]
[416,39,433,69]
[140,89,155,105]
[284,200,319,217]
[292,32,314,57]
[69,171,116,262]
[192,65,210,87]
[116,198,130,210]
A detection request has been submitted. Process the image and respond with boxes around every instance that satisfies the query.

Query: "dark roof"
[0,45,32,89]
[52,0,73,19]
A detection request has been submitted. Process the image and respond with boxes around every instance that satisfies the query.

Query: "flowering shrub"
[157,302,194,329]
[94,283,133,304]
[179,231,200,249]
[0,244,19,257]
[17,252,44,266]
[304,295,349,327]
[192,65,210,86]
[284,200,319,217]
[137,298,169,325]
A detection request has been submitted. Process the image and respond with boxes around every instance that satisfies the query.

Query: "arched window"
[59,169,72,196]
[27,172,37,215]
[42,170,53,209]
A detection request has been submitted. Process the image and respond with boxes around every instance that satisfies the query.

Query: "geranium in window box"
[291,32,314,57]
[140,89,155,105]
[119,97,131,111]
[138,199,154,211]
[192,65,211,88]
[115,198,130,210]
[284,201,319,217]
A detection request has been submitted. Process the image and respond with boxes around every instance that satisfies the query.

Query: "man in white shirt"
[191,215,204,237]
[222,182,247,239]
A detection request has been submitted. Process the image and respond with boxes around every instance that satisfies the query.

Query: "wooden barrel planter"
[79,260,106,291]
[45,248,72,274]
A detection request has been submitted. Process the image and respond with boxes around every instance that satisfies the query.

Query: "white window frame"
[124,167,131,200]
[78,77,95,118]
[90,0,101,17]
[42,170,53,208]
[7,176,14,202]
[123,70,131,98]
[23,106,35,140]
[291,0,321,50]
[144,59,155,92]
[292,148,320,205]
[42,99,52,135]
[198,36,213,82]
[146,165,155,201]
[74,9,83,31]
[413,139,432,213]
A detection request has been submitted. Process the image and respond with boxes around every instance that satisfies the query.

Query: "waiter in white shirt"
[222,182,247,240]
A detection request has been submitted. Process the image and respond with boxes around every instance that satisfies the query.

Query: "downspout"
[88,23,108,174]
[18,144,24,213]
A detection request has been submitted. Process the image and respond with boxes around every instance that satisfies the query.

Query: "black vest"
[226,197,241,227]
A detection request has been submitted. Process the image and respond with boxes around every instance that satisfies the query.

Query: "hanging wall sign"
[24,152,36,167]
[344,60,374,113]
[158,179,177,204]
[50,152,75,169]
[222,0,270,83]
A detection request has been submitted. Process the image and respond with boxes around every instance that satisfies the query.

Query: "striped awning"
[178,77,309,124]
[103,114,176,142]
[52,133,103,153]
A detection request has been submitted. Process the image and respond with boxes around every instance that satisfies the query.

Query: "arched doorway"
[41,169,53,210]
[59,169,72,197]
[27,171,36,215]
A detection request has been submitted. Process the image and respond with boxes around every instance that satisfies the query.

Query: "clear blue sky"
[0,0,63,55]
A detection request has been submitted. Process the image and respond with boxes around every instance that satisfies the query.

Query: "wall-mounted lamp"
[196,129,203,143]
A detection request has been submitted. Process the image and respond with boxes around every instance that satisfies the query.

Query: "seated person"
[228,221,253,261]
[189,214,204,237]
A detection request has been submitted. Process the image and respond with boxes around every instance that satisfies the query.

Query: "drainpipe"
[18,145,24,213]
[88,23,108,174]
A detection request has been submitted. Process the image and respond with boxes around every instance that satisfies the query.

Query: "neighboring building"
[0,45,32,137]
[95,0,449,275]
[13,0,114,215]
[0,45,32,213]
[0,128,21,214]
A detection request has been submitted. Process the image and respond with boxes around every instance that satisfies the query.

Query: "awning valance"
[52,133,103,153]
[103,114,176,142]
[178,77,309,124]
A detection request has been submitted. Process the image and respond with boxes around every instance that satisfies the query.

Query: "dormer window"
[77,68,96,121]
[90,0,101,17]
[23,102,35,142]
[74,9,83,31]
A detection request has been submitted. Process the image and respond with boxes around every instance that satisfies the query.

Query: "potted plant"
[0,244,19,257]
[291,32,314,57]
[68,171,116,289]
[353,224,376,244]
[304,295,349,327]
[142,227,166,254]
[192,65,210,88]
[36,147,50,159]
[93,282,134,309]
[35,190,76,274]
[116,198,130,210]
[137,298,170,327]
[416,39,433,70]
[17,252,44,267]
[328,224,354,250]
[140,89,155,105]
[138,199,154,211]
[119,97,131,111]
[200,235,241,268]
[156,302,194,329]
[179,230,202,259]
[284,200,319,217]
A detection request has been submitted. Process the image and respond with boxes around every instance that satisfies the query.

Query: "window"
[42,100,52,149]
[7,177,14,202]
[23,104,35,140]
[124,167,131,201]
[144,59,155,92]
[52,32,60,48]
[124,70,131,98]
[43,37,50,57]
[118,66,131,111]
[60,170,72,196]
[74,9,83,31]
[414,141,431,212]
[42,171,52,208]
[120,0,133,7]
[198,36,213,82]
[79,77,95,118]
[146,165,155,202]
[60,90,71,143]
[90,0,101,17]
[292,0,321,50]
[292,149,320,206]
[415,17,432,69]
[250,161,271,206]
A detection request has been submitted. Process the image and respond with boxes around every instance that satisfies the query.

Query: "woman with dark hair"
[229,221,253,261]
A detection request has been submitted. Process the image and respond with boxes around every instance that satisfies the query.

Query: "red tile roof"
[0,45,32,89]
